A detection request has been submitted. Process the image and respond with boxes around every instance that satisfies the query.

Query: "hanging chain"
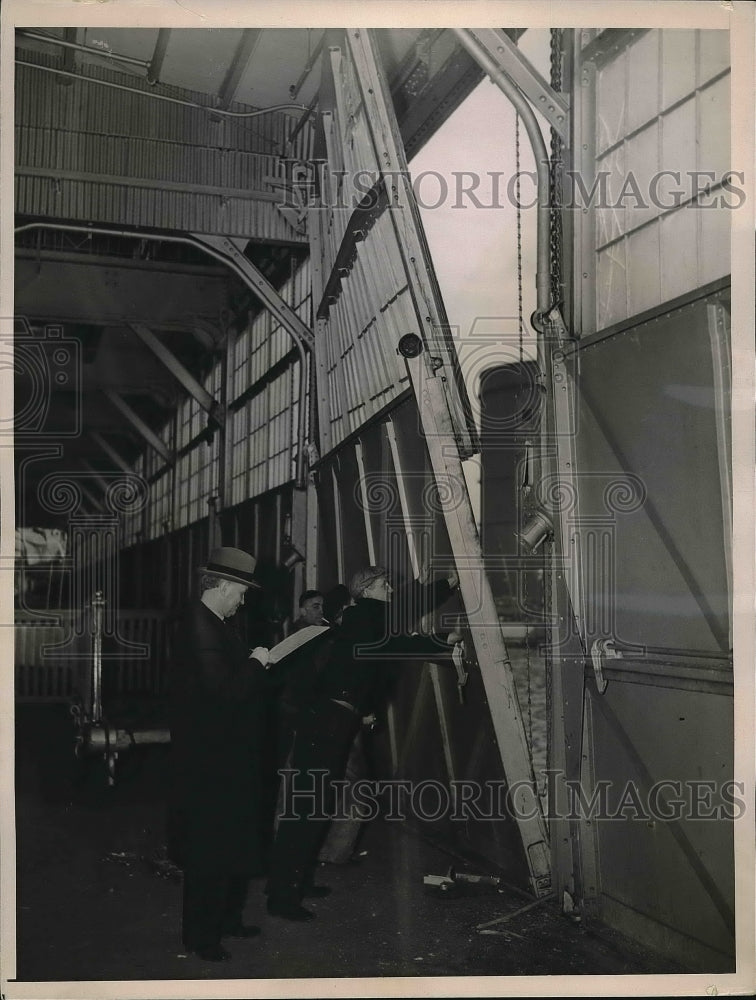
[515,112,524,364]
[542,27,564,790]
[549,28,564,309]
[515,102,532,754]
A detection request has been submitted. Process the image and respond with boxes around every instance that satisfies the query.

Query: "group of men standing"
[167,545,461,962]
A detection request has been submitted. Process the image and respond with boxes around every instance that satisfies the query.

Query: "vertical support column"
[354,439,376,564]
[304,474,319,591]
[542,331,590,911]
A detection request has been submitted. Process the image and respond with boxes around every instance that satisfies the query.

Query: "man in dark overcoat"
[265,565,462,921]
[167,546,270,962]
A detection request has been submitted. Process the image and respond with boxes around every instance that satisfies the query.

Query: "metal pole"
[91,590,105,724]
[17,30,152,68]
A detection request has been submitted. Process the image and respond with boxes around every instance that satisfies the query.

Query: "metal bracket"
[589,638,622,695]
[452,642,469,705]
[463,28,570,141]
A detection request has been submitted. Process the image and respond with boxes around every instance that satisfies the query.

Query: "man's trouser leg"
[267,701,357,904]
[182,866,229,951]
[221,875,251,932]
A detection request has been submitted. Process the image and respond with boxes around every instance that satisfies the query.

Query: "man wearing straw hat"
[167,546,270,962]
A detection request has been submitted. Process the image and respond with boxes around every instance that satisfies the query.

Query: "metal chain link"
[543,27,564,788]
[515,105,532,754]
[549,27,564,309]
[515,112,524,364]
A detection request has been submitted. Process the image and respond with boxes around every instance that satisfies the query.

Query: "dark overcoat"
[167,601,268,874]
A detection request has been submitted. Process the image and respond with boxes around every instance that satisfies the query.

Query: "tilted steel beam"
[461,28,570,140]
[89,431,133,474]
[103,388,174,466]
[79,459,110,498]
[147,29,171,85]
[217,29,261,109]
[79,480,105,514]
[129,322,224,425]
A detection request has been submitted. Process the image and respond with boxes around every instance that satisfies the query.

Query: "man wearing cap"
[265,564,461,921]
[167,546,270,962]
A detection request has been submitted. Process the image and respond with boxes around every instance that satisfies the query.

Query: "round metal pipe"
[451,28,552,321]
[87,725,171,752]
[16,59,310,119]
[18,30,152,68]
[14,221,311,488]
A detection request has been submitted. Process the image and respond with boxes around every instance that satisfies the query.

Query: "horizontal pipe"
[16,59,311,120]
[18,29,151,68]
[87,725,171,752]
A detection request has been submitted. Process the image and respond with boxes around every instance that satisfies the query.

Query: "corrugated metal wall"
[311,31,475,457]
[15,52,312,240]
[121,259,311,547]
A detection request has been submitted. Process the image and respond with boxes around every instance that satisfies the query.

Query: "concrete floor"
[11,704,687,988]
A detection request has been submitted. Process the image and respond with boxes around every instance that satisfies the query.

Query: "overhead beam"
[103,388,174,466]
[147,28,171,85]
[16,166,283,205]
[62,28,78,75]
[217,29,261,109]
[128,322,224,425]
[89,431,132,474]
[14,256,227,329]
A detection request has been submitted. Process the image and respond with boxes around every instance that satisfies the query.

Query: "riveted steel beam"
[129,321,223,425]
[103,388,174,466]
[462,28,570,140]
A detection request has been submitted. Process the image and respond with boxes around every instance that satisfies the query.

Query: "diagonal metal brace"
[192,234,315,352]
[129,321,224,427]
[103,388,174,466]
[463,28,570,140]
[89,431,132,473]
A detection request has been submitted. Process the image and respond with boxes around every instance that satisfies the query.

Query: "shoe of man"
[266,897,315,921]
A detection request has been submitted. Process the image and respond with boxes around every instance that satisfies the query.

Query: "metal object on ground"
[424,865,503,897]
